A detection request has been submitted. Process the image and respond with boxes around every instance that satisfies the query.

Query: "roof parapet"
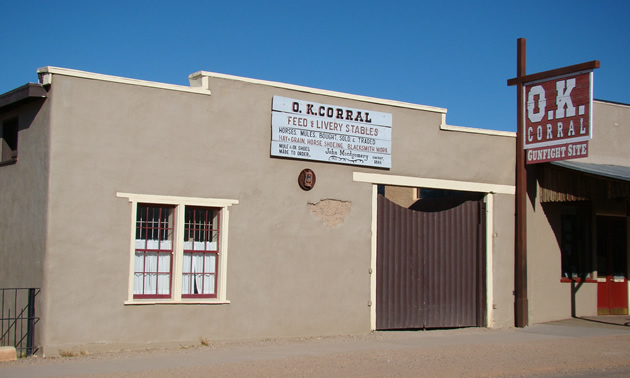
[36,67,211,95]
[189,71,211,90]
[187,70,447,114]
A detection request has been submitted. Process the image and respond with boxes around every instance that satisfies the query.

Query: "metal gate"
[376,193,486,329]
[0,288,40,356]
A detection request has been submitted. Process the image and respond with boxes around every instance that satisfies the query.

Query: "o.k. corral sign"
[271,96,392,168]
[524,71,594,164]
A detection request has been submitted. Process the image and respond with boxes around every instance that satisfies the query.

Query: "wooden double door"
[376,193,486,330]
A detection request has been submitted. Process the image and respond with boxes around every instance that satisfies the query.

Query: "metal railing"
[0,288,40,356]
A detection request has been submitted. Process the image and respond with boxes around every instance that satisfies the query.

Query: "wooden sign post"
[507,38,599,327]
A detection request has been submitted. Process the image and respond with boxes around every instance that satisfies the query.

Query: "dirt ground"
[1,322,630,377]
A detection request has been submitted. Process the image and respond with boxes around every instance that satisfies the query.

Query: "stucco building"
[527,99,630,322]
[0,66,626,356]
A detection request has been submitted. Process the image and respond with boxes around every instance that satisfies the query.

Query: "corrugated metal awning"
[551,161,630,182]
[540,161,630,202]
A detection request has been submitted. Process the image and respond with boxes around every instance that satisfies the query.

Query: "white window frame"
[117,192,238,305]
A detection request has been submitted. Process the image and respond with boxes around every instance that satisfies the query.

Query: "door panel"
[597,216,628,315]
[376,194,485,329]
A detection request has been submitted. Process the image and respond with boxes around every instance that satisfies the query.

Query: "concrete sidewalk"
[1,316,629,377]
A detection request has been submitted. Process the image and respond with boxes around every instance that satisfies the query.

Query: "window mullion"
[127,201,139,302]
[172,204,185,300]
[218,207,228,300]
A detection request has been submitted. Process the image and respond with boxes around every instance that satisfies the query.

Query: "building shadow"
[576,315,630,327]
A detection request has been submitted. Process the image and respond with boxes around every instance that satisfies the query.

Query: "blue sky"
[1,1,628,131]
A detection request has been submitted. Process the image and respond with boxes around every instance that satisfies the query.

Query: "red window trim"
[181,253,218,299]
[181,206,220,298]
[133,204,175,299]
[182,250,219,299]
[133,293,172,300]
[133,250,174,299]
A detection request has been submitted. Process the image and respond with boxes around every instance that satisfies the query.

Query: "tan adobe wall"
[585,101,630,165]
[0,100,49,289]
[37,71,516,354]
[525,101,630,324]
[527,200,598,324]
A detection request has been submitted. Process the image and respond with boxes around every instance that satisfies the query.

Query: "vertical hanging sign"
[523,71,594,164]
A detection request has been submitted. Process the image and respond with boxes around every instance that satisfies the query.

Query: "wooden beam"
[507,60,600,86]
[513,38,529,328]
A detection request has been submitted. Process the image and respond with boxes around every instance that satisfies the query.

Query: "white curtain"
[182,253,216,295]
[183,241,216,251]
[133,252,144,295]
[141,240,172,250]
[157,253,170,294]
[182,253,192,294]
[134,251,171,295]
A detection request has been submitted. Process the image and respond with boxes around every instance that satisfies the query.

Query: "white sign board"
[271,96,392,168]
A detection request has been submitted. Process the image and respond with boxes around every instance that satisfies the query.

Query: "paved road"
[1,317,629,377]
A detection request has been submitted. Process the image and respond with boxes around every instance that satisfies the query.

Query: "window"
[134,205,174,298]
[1,118,18,165]
[118,193,238,304]
[182,207,219,298]
[560,205,593,280]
